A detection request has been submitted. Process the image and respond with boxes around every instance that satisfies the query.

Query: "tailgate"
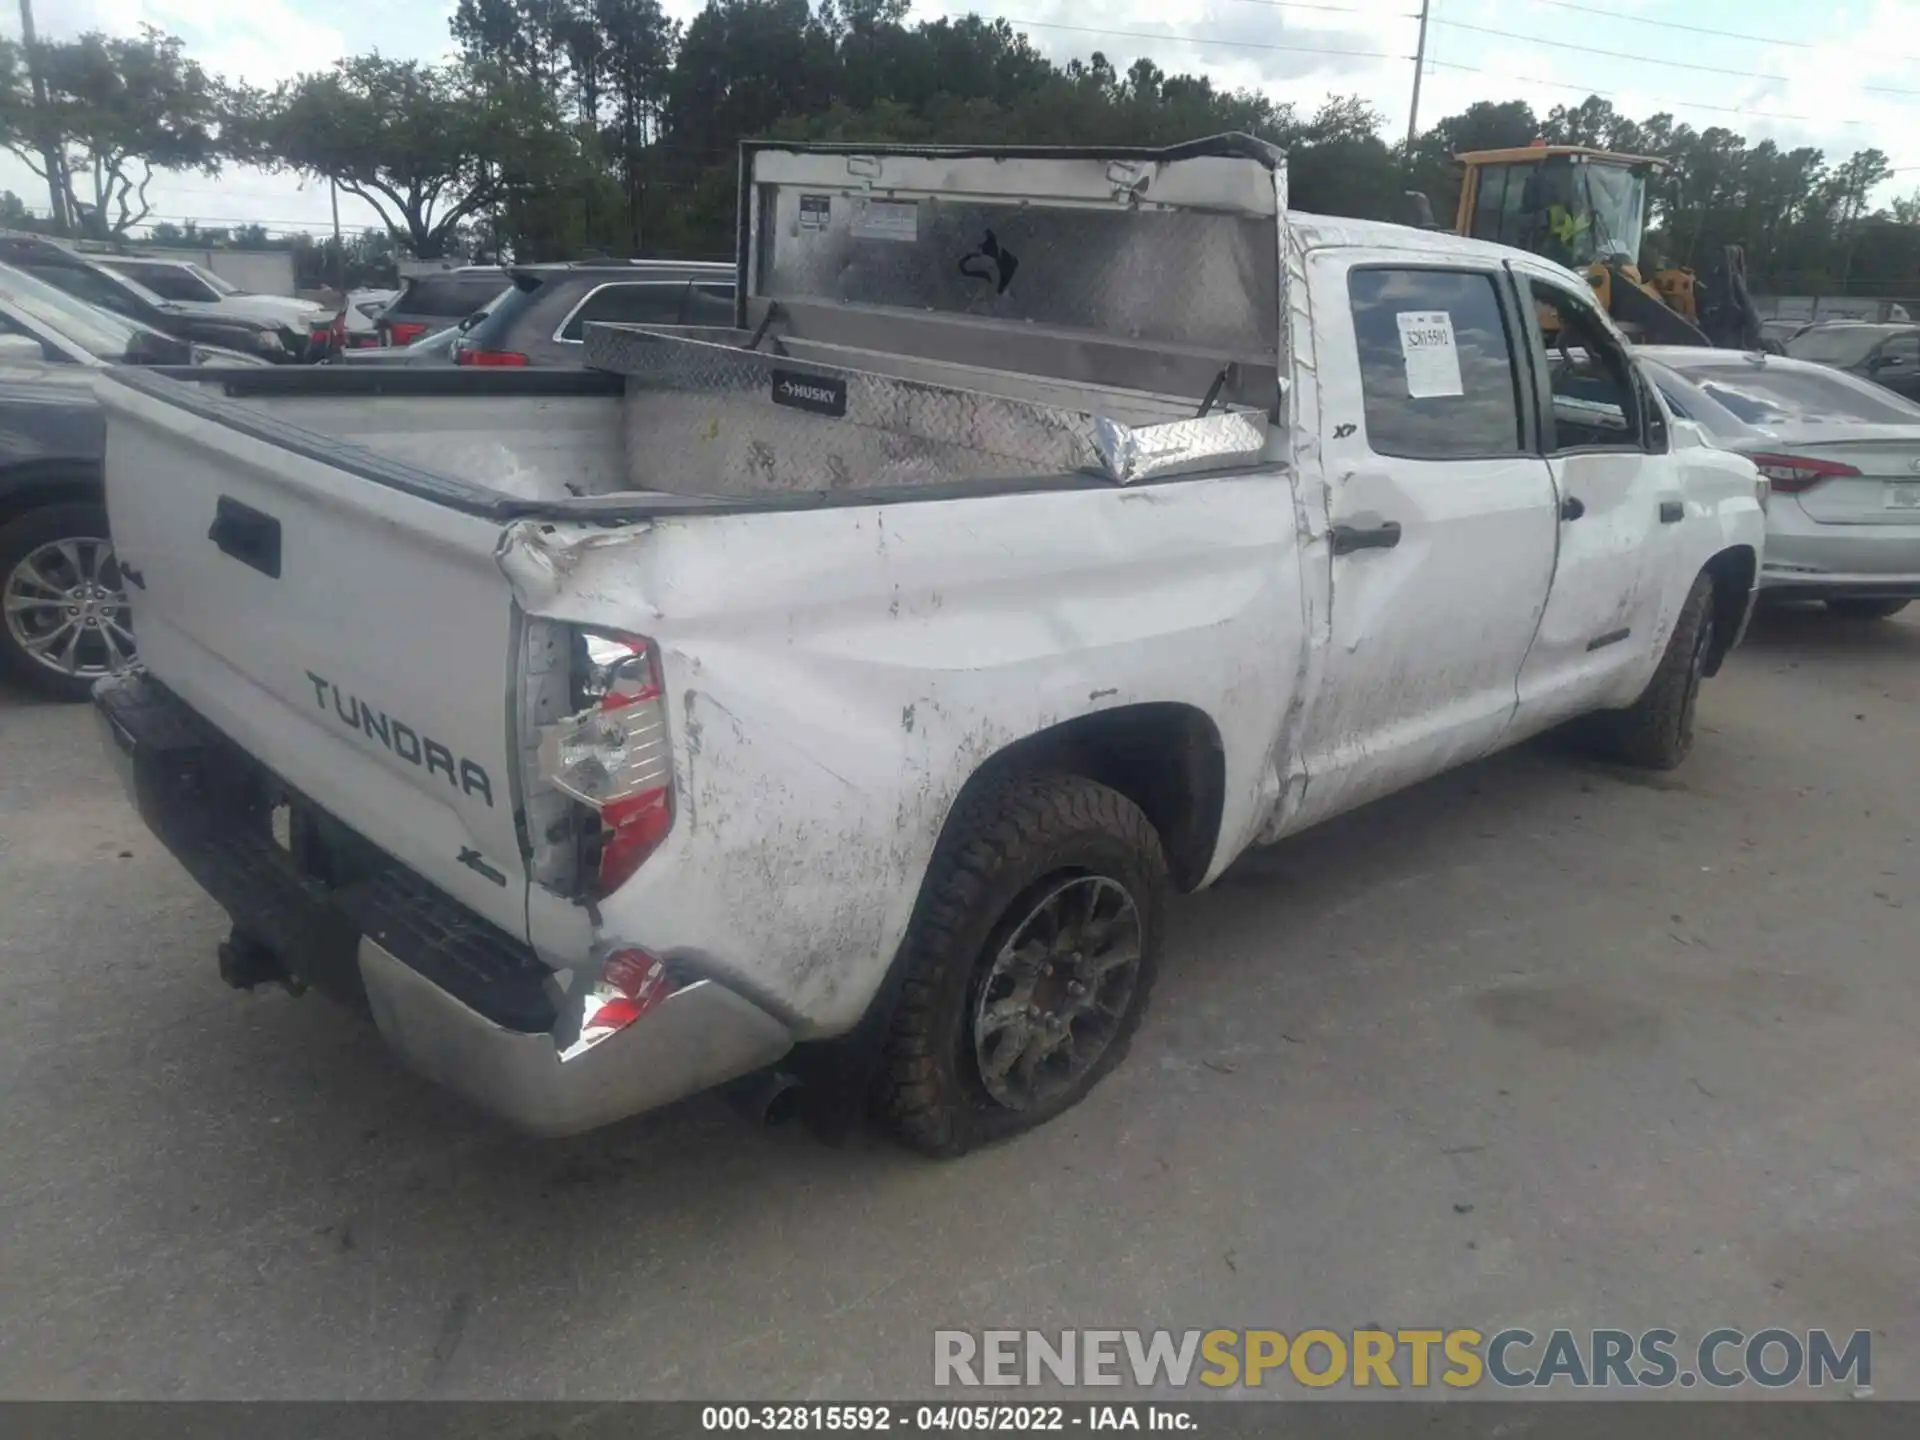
[97,372,531,937]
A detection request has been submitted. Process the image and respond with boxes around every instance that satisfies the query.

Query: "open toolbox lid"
[584,135,1289,497]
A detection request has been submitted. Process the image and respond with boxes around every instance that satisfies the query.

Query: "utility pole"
[16,0,69,232]
[330,179,345,295]
[1406,0,1432,155]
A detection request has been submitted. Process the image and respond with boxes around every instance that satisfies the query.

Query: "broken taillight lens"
[536,632,674,894]
[558,947,674,1061]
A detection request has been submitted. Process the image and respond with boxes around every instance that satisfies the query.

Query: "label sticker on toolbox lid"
[798,193,831,230]
[851,199,918,243]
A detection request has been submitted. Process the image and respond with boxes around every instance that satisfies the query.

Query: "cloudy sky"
[4,0,1918,236]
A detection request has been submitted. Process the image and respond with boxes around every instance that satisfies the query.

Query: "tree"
[0,26,224,237]
[241,54,578,258]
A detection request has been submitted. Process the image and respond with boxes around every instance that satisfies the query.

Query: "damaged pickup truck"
[93,137,1765,1154]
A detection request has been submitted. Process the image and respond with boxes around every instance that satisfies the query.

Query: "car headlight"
[253,330,286,355]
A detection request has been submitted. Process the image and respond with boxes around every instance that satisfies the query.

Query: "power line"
[1429,17,1920,98]
[1210,0,1417,12]
[1420,58,1874,127]
[1527,0,1920,63]
[999,18,1408,63]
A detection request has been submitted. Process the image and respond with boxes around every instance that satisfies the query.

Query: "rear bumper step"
[94,672,792,1136]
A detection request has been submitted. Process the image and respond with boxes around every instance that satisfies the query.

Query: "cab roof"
[1456,144,1665,169]
[1288,210,1581,275]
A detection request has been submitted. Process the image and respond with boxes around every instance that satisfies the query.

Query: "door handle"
[1560,495,1586,521]
[1659,500,1685,524]
[208,496,282,579]
[1330,520,1403,556]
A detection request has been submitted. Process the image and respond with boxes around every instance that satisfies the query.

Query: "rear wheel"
[0,503,134,702]
[874,772,1167,1157]
[1580,572,1714,771]
[1826,598,1910,620]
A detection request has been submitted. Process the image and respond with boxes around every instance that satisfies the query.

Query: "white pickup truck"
[92,138,1765,1155]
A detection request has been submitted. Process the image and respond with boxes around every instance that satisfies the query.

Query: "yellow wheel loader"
[1448,142,1764,350]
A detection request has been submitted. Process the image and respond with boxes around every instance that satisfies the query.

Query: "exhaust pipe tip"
[727,1070,804,1128]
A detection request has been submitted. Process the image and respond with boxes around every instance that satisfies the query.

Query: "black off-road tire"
[874,772,1168,1158]
[1826,598,1909,620]
[0,502,125,703]
[1581,572,1715,771]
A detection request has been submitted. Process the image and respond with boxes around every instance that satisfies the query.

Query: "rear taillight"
[1747,452,1861,494]
[558,947,675,1062]
[537,632,674,894]
[385,320,428,345]
[456,346,529,366]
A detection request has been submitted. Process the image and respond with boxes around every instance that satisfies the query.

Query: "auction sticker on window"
[1396,309,1464,398]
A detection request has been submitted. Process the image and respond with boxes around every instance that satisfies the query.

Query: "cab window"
[1523,277,1647,453]
[1347,267,1525,460]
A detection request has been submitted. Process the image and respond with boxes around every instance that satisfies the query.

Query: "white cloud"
[6,0,347,84]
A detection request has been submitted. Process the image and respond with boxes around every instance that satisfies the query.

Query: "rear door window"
[683,282,736,326]
[397,274,508,318]
[28,264,144,319]
[1347,267,1525,459]
[556,282,690,341]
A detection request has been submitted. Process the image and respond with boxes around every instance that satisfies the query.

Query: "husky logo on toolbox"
[770,368,848,417]
[304,670,494,806]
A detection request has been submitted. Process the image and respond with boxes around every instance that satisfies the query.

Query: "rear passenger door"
[1509,265,1679,726]
[1288,256,1561,830]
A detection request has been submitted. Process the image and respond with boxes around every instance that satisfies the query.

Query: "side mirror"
[1400,190,1441,231]
[123,329,191,366]
[1668,418,1711,450]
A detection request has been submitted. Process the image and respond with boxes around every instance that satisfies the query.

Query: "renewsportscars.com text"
[933,1328,1871,1391]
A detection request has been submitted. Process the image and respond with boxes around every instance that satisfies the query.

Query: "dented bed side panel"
[504,474,1303,1036]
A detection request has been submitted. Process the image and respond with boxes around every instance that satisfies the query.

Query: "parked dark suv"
[376,268,513,347]
[451,261,735,367]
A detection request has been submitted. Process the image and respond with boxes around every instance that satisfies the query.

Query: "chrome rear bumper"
[360,940,791,1137]
[95,671,792,1137]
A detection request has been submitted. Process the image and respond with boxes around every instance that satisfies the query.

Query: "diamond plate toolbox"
[583,136,1288,499]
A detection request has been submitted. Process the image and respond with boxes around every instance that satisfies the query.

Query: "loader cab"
[1456,144,1656,270]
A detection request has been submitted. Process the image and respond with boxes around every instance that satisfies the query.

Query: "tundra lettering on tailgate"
[304,670,494,807]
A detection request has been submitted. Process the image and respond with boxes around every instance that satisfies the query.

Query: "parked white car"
[93,255,331,335]
[1643,346,1920,618]
[90,139,1766,1153]
[340,287,400,348]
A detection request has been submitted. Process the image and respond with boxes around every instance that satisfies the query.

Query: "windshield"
[1787,325,1903,367]
[187,262,239,296]
[0,261,154,360]
[1681,363,1920,428]
[1581,163,1647,264]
